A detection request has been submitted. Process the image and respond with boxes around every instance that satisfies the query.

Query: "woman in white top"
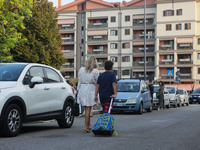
[77,56,99,133]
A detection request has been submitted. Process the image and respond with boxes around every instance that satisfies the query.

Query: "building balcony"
[62,62,74,68]
[159,59,174,65]
[159,45,174,51]
[88,36,108,41]
[62,50,74,57]
[133,20,154,26]
[177,59,193,65]
[87,49,108,55]
[133,47,154,53]
[177,44,193,50]
[132,75,154,80]
[62,37,74,44]
[180,73,191,79]
[160,74,174,80]
[133,34,155,40]
[88,23,108,29]
[133,61,154,67]
[59,25,74,30]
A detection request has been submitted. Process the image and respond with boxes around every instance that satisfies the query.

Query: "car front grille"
[114,99,127,103]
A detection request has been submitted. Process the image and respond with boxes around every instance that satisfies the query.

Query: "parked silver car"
[179,89,189,106]
[153,85,170,109]
[166,86,181,107]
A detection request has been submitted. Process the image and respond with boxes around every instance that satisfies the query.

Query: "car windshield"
[179,90,184,95]
[0,64,26,81]
[117,82,140,92]
[166,87,175,94]
[153,86,159,93]
[193,89,200,94]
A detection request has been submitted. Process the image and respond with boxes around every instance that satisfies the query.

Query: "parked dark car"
[189,88,200,104]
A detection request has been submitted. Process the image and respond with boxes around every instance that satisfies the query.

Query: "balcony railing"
[133,47,154,53]
[88,23,108,28]
[133,61,154,67]
[177,44,193,50]
[133,20,154,26]
[159,59,174,65]
[160,74,174,79]
[133,34,155,40]
[59,25,74,30]
[87,49,108,54]
[62,62,74,68]
[88,36,108,41]
[62,50,74,57]
[62,37,74,43]
[180,73,191,79]
[132,75,154,80]
[159,45,174,50]
[177,59,193,64]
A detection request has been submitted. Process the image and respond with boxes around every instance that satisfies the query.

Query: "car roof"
[117,79,140,83]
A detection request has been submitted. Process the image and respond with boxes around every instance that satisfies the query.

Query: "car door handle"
[44,87,50,90]
[61,86,66,89]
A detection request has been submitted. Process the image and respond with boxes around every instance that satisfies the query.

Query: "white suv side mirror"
[29,76,43,88]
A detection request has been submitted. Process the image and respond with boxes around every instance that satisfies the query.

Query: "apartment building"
[156,0,200,87]
[56,0,156,80]
[56,0,200,89]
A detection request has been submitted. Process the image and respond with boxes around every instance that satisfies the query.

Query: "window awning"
[58,19,75,25]
[177,38,193,43]
[88,30,108,36]
[133,14,155,19]
[88,16,108,20]
[133,41,155,45]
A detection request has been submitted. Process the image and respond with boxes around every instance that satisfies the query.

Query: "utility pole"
[144,0,147,81]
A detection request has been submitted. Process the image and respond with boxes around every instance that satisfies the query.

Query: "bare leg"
[84,106,92,131]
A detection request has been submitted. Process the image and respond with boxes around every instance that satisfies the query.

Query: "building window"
[176,24,182,30]
[176,9,182,15]
[110,30,118,36]
[122,42,130,49]
[163,10,174,16]
[185,23,191,30]
[110,43,118,49]
[125,16,130,22]
[111,16,116,22]
[198,53,200,59]
[125,29,130,35]
[110,56,118,62]
[198,38,200,45]
[122,56,130,62]
[198,68,200,74]
[166,24,172,31]
[81,14,84,22]
[122,70,130,75]
[113,70,118,75]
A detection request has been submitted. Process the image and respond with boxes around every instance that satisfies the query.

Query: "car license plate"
[114,103,124,106]
[193,99,197,102]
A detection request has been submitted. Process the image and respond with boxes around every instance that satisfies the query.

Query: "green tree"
[0,0,32,60]
[12,0,64,69]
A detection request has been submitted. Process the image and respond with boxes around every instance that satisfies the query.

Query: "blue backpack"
[92,98,117,136]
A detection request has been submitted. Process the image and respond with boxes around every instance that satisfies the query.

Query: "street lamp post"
[144,0,147,81]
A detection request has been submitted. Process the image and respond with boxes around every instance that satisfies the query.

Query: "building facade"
[56,0,200,89]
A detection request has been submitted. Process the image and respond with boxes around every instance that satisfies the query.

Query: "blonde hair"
[85,56,98,73]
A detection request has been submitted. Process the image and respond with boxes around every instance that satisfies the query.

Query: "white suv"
[0,63,75,137]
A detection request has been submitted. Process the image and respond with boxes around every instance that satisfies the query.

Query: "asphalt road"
[1,105,200,150]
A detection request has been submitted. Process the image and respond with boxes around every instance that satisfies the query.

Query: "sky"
[49,0,132,8]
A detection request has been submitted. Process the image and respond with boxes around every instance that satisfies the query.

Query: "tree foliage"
[0,0,32,60]
[12,0,64,69]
